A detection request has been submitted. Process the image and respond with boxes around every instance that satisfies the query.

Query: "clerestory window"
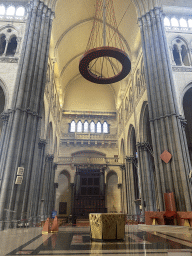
[69,120,109,134]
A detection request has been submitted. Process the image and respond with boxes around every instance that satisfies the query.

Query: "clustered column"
[125,157,138,216]
[139,8,192,211]
[27,139,47,225]
[42,154,54,220]
[0,0,54,229]
[137,142,156,212]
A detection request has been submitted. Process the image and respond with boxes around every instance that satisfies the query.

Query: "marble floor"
[0,225,192,256]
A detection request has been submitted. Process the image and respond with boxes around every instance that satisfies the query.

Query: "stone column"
[120,165,127,214]
[125,157,139,216]
[137,143,156,212]
[27,139,47,224]
[100,169,105,195]
[42,154,54,219]
[0,111,10,188]
[138,8,192,211]
[70,183,74,217]
[48,163,57,214]
[0,0,54,229]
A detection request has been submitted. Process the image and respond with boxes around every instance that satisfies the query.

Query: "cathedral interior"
[1,0,192,255]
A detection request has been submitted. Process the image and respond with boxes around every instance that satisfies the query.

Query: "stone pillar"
[27,139,47,224]
[125,157,139,216]
[138,8,192,211]
[70,183,74,217]
[0,111,10,188]
[100,169,105,195]
[48,163,57,214]
[42,154,54,219]
[120,165,127,213]
[137,143,156,212]
[0,0,54,229]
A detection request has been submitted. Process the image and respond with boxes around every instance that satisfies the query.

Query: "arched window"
[84,121,89,132]
[173,44,181,65]
[164,17,170,27]
[180,18,187,28]
[103,121,108,133]
[188,19,192,28]
[6,6,15,16]
[171,18,179,27]
[96,121,102,133]
[181,45,190,66]
[70,121,76,132]
[77,120,82,132]
[16,7,25,17]
[172,38,191,66]
[0,34,6,56]
[0,5,5,15]
[90,121,95,133]
[6,36,17,56]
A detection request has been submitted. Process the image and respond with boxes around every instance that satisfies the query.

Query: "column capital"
[120,164,125,171]
[46,154,54,162]
[0,111,10,124]
[38,139,47,149]
[53,163,57,170]
[126,156,136,163]
[179,116,187,128]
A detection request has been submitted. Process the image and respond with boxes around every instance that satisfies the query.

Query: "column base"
[0,221,4,230]
[12,220,18,229]
[4,221,11,230]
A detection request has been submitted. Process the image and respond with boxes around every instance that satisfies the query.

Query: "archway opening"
[6,36,17,56]
[183,86,192,164]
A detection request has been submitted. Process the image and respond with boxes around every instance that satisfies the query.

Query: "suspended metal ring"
[79,46,131,84]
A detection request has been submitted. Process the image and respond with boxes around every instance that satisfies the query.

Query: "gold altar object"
[89,213,125,240]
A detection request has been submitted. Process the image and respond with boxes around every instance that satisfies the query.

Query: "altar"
[89,213,125,241]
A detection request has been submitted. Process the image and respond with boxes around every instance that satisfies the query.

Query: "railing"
[57,157,120,165]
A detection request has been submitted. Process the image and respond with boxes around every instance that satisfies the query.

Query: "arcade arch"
[183,84,192,164]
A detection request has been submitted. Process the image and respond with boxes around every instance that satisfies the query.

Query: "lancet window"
[0,27,19,57]
[164,16,192,31]
[172,38,191,66]
[0,5,25,19]
[90,121,95,133]
[70,120,109,134]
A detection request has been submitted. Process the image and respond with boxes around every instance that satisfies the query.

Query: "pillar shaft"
[0,0,54,229]
[139,8,192,211]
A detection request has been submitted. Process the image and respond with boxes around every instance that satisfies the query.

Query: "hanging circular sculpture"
[79,0,131,84]
[79,46,131,84]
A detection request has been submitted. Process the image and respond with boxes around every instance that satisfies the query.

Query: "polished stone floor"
[1,225,192,256]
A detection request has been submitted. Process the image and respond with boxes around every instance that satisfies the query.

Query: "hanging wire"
[81,0,130,81]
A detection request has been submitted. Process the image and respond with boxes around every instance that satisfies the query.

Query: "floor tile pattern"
[0,225,191,256]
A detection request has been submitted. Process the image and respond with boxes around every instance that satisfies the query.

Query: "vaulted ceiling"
[9,0,192,112]
[50,0,140,112]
